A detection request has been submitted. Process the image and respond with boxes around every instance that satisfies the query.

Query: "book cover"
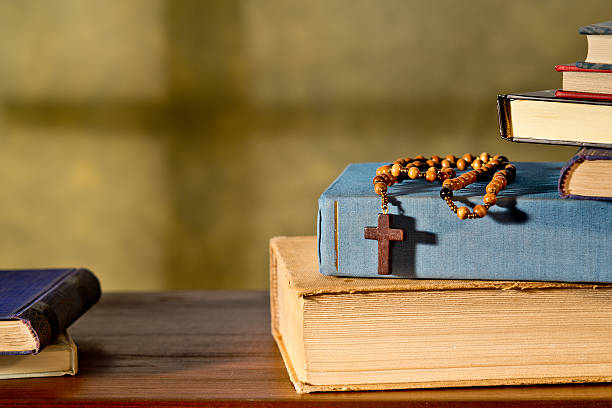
[271,236,612,393]
[0,331,77,379]
[579,21,612,35]
[576,61,612,70]
[559,148,612,201]
[318,162,612,281]
[0,268,100,355]
[497,89,612,148]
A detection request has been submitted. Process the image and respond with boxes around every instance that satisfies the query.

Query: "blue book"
[317,162,612,282]
[0,268,100,355]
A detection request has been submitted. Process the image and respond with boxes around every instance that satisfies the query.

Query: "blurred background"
[0,1,607,291]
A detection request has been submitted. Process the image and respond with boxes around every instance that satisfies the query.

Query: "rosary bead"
[463,172,476,184]
[377,165,391,175]
[373,175,386,184]
[486,181,501,194]
[391,163,403,178]
[374,182,387,195]
[438,171,450,181]
[483,193,497,205]
[442,179,453,188]
[412,160,423,168]
[440,187,453,199]
[403,157,412,163]
[414,155,426,161]
[462,153,474,163]
[441,159,451,168]
[443,167,456,178]
[425,171,437,182]
[479,152,490,163]
[457,206,470,220]
[473,204,487,218]
[431,155,441,165]
[497,155,509,164]
[489,159,500,167]
[380,173,395,185]
[505,164,516,181]
[497,170,509,178]
[456,158,467,170]
[471,159,483,170]
[445,154,456,165]
[426,159,435,167]
[494,175,507,188]
[408,166,421,179]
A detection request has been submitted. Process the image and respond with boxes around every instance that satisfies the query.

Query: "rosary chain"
[372,153,516,220]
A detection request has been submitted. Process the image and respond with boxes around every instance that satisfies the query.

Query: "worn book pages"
[271,236,612,393]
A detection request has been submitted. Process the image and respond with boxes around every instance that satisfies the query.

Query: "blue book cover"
[0,268,100,355]
[579,21,612,35]
[317,162,612,282]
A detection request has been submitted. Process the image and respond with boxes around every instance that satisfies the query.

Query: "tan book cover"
[270,236,612,393]
[0,331,77,379]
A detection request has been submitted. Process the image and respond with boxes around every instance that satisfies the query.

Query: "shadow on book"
[389,195,528,225]
[386,199,528,276]
[454,197,528,224]
[389,214,436,278]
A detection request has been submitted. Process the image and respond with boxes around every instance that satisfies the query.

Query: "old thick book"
[0,268,100,355]
[580,21,612,65]
[555,63,612,97]
[0,331,77,379]
[318,162,612,281]
[271,236,612,393]
[559,147,612,201]
[497,90,612,148]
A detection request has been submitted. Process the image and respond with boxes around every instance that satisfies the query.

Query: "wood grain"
[1,291,612,407]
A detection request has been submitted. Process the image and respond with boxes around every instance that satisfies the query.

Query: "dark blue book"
[0,268,100,355]
[317,162,612,281]
[579,21,612,66]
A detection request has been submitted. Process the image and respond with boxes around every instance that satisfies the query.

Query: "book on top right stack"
[497,21,612,201]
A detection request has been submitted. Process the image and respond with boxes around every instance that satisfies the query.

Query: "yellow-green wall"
[0,1,607,290]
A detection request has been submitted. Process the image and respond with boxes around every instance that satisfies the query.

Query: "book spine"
[17,269,100,354]
[496,95,512,142]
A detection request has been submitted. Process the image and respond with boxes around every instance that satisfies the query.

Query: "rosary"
[364,153,516,275]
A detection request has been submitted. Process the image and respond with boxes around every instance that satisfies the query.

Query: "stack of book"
[0,268,100,379]
[271,21,612,394]
[498,20,612,201]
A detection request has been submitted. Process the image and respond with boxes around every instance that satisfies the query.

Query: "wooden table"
[2,292,612,407]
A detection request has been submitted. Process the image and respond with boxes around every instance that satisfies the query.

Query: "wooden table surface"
[2,291,612,407]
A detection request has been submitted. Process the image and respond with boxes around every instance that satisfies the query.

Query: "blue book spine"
[0,268,101,354]
[317,162,612,282]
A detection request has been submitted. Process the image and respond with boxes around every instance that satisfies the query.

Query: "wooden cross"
[364,213,406,275]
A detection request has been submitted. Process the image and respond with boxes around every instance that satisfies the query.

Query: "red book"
[555,64,612,73]
[555,63,612,99]
[555,90,612,101]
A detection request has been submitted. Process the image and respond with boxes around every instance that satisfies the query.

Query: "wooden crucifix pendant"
[364,213,405,275]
